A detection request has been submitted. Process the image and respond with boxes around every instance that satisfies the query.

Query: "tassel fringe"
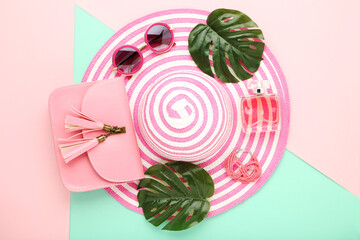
[59,107,126,163]
[65,107,105,132]
[59,135,107,163]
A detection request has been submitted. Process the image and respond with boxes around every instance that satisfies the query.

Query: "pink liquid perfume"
[241,80,280,133]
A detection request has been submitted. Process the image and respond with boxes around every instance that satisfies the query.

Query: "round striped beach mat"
[82,9,290,217]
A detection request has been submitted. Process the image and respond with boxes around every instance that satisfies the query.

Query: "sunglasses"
[112,23,175,75]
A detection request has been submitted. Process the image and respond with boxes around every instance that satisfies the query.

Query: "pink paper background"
[1,0,359,239]
[0,1,73,239]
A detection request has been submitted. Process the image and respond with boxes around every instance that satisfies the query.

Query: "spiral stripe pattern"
[82,9,290,217]
[138,70,234,162]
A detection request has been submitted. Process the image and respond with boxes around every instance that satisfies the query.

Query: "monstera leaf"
[188,8,265,83]
[137,161,214,231]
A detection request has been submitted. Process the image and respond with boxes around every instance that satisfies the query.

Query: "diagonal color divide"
[70,5,360,238]
[75,0,360,198]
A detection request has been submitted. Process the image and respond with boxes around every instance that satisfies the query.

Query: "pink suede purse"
[48,77,144,192]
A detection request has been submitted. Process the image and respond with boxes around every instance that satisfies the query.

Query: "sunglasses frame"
[112,22,175,76]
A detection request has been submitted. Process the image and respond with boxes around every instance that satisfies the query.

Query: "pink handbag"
[48,77,144,192]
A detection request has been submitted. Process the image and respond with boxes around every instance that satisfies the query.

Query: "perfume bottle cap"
[247,79,270,95]
[254,81,264,94]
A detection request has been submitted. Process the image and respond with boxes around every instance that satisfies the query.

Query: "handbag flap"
[81,78,144,182]
[49,80,117,192]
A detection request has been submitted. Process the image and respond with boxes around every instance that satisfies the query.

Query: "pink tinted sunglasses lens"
[114,47,142,74]
[146,24,172,51]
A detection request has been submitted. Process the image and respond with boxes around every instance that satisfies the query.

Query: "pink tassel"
[65,107,107,133]
[59,135,107,163]
[59,107,126,163]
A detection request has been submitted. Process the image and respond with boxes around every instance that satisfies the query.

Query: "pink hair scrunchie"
[223,149,262,183]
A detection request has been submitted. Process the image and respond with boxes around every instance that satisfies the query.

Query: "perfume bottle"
[241,79,279,133]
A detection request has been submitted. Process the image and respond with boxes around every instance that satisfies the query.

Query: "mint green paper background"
[71,6,360,239]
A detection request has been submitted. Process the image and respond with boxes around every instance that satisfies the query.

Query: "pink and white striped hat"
[82,8,290,217]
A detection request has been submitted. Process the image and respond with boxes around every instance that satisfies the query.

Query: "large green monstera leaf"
[137,161,214,231]
[188,8,265,83]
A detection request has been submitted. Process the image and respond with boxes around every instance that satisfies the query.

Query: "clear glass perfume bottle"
[241,79,280,133]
